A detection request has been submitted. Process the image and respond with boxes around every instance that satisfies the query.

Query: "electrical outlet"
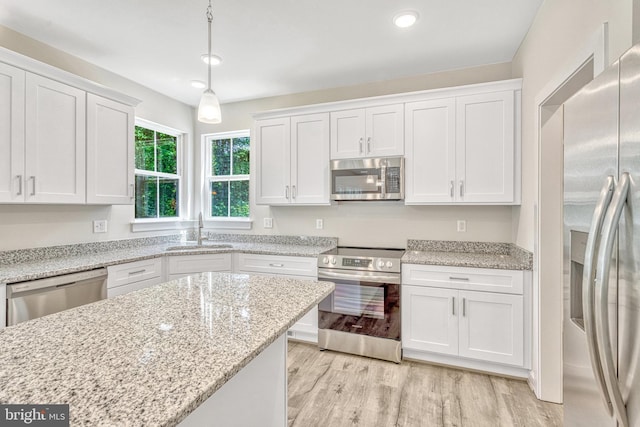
[316,219,324,230]
[263,217,273,229]
[457,220,467,232]
[93,220,108,233]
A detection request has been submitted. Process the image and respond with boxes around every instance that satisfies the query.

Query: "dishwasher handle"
[7,268,107,296]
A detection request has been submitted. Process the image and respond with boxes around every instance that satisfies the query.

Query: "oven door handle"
[317,269,401,285]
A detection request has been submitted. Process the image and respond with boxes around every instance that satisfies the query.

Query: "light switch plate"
[457,220,466,232]
[263,218,273,229]
[316,219,323,229]
[93,220,108,233]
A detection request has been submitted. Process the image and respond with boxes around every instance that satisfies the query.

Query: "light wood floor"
[287,342,562,427]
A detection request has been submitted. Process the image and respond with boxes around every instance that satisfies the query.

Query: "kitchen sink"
[165,243,233,251]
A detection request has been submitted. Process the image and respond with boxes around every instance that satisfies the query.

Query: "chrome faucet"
[197,212,208,245]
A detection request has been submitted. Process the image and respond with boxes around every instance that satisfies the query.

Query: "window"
[205,131,250,219]
[134,122,181,219]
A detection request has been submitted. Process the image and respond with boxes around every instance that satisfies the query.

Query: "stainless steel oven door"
[317,268,400,340]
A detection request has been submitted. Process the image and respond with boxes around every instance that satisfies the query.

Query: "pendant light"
[197,0,222,123]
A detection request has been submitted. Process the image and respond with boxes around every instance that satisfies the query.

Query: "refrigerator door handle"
[583,175,616,416]
[595,172,631,427]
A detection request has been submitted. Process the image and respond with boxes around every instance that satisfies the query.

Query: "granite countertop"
[401,240,533,270]
[0,235,337,284]
[0,272,335,426]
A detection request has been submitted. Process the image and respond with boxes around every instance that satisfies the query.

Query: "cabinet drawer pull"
[128,269,146,275]
[452,296,456,316]
[269,263,284,268]
[30,176,36,196]
[449,276,469,281]
[16,175,23,196]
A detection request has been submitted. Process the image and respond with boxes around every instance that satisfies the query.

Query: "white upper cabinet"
[405,83,520,205]
[0,62,25,203]
[0,48,139,205]
[255,113,330,206]
[405,98,456,203]
[456,91,515,203]
[25,74,86,204]
[86,94,135,204]
[330,104,403,159]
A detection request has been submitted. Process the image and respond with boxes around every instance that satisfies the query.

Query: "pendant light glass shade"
[198,89,221,123]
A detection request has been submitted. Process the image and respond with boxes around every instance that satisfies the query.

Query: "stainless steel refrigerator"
[563,44,640,426]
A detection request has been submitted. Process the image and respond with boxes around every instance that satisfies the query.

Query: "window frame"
[133,118,184,222]
[203,130,252,227]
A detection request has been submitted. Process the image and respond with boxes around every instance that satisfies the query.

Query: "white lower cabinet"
[234,253,319,343]
[107,258,163,298]
[402,264,529,377]
[167,254,232,280]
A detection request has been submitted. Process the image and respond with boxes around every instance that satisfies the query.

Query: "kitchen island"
[0,272,334,426]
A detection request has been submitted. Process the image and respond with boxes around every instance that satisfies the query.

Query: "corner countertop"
[0,235,337,284]
[0,272,335,426]
[401,240,533,271]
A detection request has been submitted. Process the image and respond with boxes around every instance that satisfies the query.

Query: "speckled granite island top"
[401,239,533,270]
[0,272,334,426]
[0,234,337,283]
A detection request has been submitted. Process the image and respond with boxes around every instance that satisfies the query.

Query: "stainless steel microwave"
[330,157,404,201]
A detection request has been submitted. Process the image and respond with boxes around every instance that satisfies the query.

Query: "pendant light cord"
[206,0,213,91]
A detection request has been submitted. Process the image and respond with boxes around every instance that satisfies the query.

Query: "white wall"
[0,26,195,250]
[196,63,515,246]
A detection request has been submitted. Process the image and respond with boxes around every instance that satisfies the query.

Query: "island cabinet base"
[179,335,287,427]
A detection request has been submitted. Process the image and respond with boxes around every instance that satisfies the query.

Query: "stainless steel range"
[317,247,404,363]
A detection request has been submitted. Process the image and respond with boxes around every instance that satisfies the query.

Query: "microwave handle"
[380,162,387,198]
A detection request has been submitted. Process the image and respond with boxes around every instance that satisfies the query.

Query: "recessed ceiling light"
[200,54,223,66]
[191,80,206,89]
[393,11,419,28]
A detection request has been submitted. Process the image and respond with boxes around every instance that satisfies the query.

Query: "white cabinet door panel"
[365,104,404,157]
[458,290,524,366]
[402,285,458,355]
[291,113,330,205]
[25,74,86,203]
[86,94,134,204]
[405,98,456,203]
[330,109,365,159]
[456,91,514,203]
[0,63,25,203]
[255,117,290,204]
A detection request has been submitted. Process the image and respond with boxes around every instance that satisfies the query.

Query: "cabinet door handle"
[30,176,36,196]
[452,297,456,316]
[462,298,466,317]
[450,180,454,198]
[285,185,290,200]
[128,269,146,275]
[292,185,297,199]
[459,180,464,197]
[367,136,371,153]
[269,263,284,268]
[358,138,364,154]
[16,175,23,196]
[449,276,469,281]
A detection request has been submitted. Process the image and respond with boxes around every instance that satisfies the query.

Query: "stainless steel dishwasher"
[6,268,107,326]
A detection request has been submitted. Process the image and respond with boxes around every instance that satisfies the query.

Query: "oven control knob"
[386,261,393,268]
[322,257,329,265]
[330,257,337,265]
[377,260,385,269]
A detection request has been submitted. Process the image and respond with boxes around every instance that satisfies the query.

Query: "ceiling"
[0,0,543,106]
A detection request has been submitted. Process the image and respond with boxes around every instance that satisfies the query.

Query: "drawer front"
[168,254,232,274]
[402,264,524,295]
[234,253,317,278]
[107,276,162,298]
[107,258,162,289]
